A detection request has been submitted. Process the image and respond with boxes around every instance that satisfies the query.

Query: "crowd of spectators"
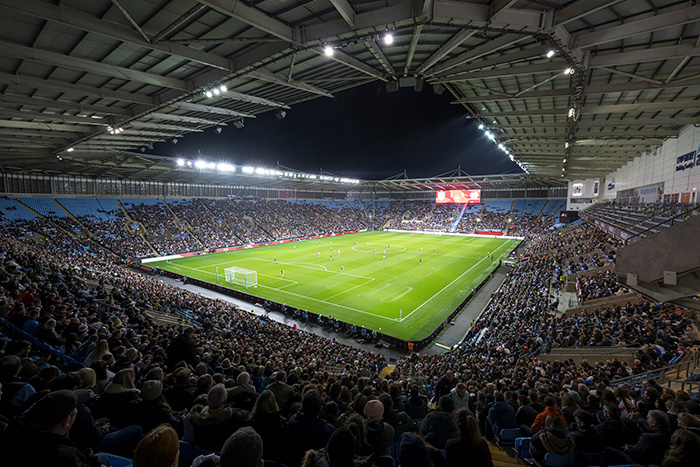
[577,270,630,303]
[124,202,202,255]
[0,198,698,467]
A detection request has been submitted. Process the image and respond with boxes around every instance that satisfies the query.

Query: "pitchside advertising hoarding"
[435,189,481,204]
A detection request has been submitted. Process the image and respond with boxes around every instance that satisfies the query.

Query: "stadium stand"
[0,196,697,467]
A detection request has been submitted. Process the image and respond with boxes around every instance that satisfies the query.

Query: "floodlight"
[177,159,185,166]
[140,147,145,152]
[234,120,245,128]
[217,163,235,172]
[383,32,393,46]
[478,123,485,130]
[432,84,445,95]
[562,158,567,163]
[564,68,574,75]
[172,138,178,144]
[66,147,74,152]
[205,90,213,98]
[546,50,555,58]
[213,88,220,95]
[146,143,153,150]
[565,141,570,148]
[219,84,227,93]
[509,154,514,161]
[242,166,254,173]
[214,127,223,134]
[275,109,287,120]
[324,45,334,56]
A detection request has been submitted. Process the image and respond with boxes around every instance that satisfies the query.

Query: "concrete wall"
[603,125,700,203]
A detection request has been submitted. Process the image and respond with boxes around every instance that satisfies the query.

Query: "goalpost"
[224,267,258,288]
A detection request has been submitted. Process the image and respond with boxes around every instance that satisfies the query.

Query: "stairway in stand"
[487,440,522,467]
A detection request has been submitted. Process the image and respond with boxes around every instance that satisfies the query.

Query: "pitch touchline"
[398,240,512,322]
[167,263,394,321]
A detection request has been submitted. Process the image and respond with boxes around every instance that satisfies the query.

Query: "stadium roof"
[0,0,697,183]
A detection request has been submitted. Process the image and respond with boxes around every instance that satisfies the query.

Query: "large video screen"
[435,189,481,204]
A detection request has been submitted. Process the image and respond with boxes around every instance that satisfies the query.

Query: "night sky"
[151,82,522,180]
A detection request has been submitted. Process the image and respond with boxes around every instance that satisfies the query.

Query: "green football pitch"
[149,231,515,341]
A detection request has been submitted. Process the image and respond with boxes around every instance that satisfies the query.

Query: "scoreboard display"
[435,189,481,204]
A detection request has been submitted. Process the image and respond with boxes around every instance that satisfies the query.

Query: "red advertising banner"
[435,189,481,204]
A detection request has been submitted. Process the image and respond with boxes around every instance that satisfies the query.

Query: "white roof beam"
[244,69,333,97]
[429,34,528,76]
[490,0,519,20]
[416,29,476,75]
[131,122,204,132]
[311,48,387,81]
[0,94,131,117]
[222,91,290,109]
[0,120,93,133]
[583,100,700,114]
[591,44,700,68]
[329,0,356,28]
[0,109,108,125]
[575,5,700,49]
[148,113,227,126]
[435,45,553,77]
[364,40,395,76]
[435,61,564,82]
[0,72,154,105]
[198,0,295,43]
[404,25,423,76]
[0,41,187,90]
[555,0,626,26]
[169,102,256,118]
[0,0,234,71]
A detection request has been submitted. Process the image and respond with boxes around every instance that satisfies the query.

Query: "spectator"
[530,396,566,434]
[267,370,295,415]
[221,426,264,467]
[187,383,248,452]
[450,383,470,411]
[166,327,197,368]
[249,390,285,462]
[363,399,394,456]
[662,428,700,467]
[487,391,517,438]
[606,409,671,466]
[133,424,180,467]
[530,414,575,464]
[302,426,356,467]
[131,380,184,436]
[445,408,493,467]
[568,409,602,454]
[420,395,458,449]
[285,390,335,467]
[435,370,456,400]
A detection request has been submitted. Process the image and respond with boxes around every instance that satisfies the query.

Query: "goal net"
[224,267,258,288]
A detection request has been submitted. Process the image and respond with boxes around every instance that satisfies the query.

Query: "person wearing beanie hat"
[1,390,105,467]
[364,399,394,457]
[130,381,184,437]
[185,383,248,452]
[398,433,431,467]
[70,388,142,458]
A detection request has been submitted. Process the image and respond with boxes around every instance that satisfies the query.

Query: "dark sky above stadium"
[152,82,522,180]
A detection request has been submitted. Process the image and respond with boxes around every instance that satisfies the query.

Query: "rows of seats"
[0,198,697,466]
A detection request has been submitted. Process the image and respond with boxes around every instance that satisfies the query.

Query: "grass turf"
[149,231,514,341]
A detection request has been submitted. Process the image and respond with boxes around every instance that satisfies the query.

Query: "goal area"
[224,267,257,288]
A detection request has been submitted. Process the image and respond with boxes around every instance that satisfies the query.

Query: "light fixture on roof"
[568,108,575,118]
[432,84,445,95]
[565,142,570,148]
[234,120,245,129]
[563,158,567,163]
[205,90,213,98]
[383,31,394,46]
[146,143,153,150]
[172,138,178,144]
[213,87,221,95]
[564,68,574,75]
[478,123,485,130]
[177,159,185,166]
[219,84,227,93]
[275,109,287,120]
[547,50,556,58]
[324,44,334,57]
[214,127,223,134]
[66,147,74,152]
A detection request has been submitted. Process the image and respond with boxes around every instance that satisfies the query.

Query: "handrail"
[610,349,698,387]
[625,204,700,245]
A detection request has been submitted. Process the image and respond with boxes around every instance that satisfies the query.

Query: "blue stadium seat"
[515,437,531,459]
[98,452,133,467]
[543,452,574,467]
[498,428,521,445]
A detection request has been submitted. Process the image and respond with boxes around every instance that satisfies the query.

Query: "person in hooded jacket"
[363,399,394,456]
[529,414,575,464]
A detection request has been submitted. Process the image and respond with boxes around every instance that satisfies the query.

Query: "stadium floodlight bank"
[224,267,258,288]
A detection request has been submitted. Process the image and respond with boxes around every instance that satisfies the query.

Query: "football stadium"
[0,1,699,467]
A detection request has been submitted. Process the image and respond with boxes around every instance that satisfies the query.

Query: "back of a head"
[220,427,263,467]
[237,371,251,386]
[276,370,287,383]
[302,389,323,418]
[327,427,355,467]
[438,395,454,413]
[134,425,179,467]
[398,432,430,467]
[544,414,566,433]
[454,408,482,445]
[544,396,556,408]
[494,391,504,402]
[648,409,671,432]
